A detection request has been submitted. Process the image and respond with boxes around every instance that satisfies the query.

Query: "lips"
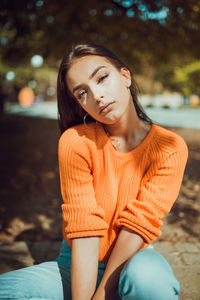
[99,102,114,114]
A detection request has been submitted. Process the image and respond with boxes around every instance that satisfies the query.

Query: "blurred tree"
[0,0,200,95]
[173,61,200,96]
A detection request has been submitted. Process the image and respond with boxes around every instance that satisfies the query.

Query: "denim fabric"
[0,240,180,300]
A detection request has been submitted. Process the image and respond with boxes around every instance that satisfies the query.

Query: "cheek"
[112,81,127,100]
[78,101,89,114]
[78,98,95,115]
[110,74,126,92]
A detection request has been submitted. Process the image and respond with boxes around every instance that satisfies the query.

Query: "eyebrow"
[72,66,107,93]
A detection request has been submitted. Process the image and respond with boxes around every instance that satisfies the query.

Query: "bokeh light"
[1,37,8,45]
[104,9,113,16]
[46,16,54,23]
[28,80,37,89]
[18,87,34,107]
[120,32,128,39]
[36,0,44,7]
[121,0,134,8]
[126,9,135,17]
[29,14,37,21]
[138,4,146,11]
[89,9,97,16]
[46,87,56,96]
[30,55,44,67]
[6,71,15,81]
[177,7,184,14]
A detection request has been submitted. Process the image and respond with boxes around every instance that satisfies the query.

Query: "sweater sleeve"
[116,139,188,244]
[58,130,108,239]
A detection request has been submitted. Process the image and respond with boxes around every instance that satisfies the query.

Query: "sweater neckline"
[99,122,156,160]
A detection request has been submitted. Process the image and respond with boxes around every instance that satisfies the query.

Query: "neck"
[103,99,147,143]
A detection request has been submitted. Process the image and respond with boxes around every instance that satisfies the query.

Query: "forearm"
[93,227,144,300]
[71,237,100,300]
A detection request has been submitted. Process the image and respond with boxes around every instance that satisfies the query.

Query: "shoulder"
[58,122,103,162]
[59,122,95,147]
[152,123,188,158]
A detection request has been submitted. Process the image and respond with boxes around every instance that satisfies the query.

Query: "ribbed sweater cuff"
[62,204,109,239]
[116,217,160,244]
[66,229,107,239]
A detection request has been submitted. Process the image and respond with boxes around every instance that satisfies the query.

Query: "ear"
[119,67,131,88]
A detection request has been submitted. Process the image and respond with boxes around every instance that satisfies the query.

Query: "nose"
[91,85,104,103]
[94,95,104,103]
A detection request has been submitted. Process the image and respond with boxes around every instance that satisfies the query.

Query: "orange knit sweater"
[58,122,188,262]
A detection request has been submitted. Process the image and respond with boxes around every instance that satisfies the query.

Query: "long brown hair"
[57,43,152,134]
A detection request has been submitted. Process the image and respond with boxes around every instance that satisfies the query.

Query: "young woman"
[0,43,188,300]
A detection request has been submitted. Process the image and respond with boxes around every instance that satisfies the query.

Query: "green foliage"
[0,0,200,95]
[173,61,200,96]
[0,56,53,96]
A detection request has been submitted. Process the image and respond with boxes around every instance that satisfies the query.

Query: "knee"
[0,270,26,299]
[118,249,180,300]
[119,250,153,298]
[0,262,61,299]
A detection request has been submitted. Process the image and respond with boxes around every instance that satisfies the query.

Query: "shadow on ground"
[0,115,199,244]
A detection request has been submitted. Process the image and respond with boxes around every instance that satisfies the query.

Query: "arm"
[94,142,188,300]
[116,146,188,244]
[58,131,108,299]
[71,237,100,300]
[93,227,143,300]
[58,130,108,239]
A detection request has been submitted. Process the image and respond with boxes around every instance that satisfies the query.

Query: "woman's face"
[66,55,132,124]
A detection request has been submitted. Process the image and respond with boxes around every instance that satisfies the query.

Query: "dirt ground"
[0,115,199,244]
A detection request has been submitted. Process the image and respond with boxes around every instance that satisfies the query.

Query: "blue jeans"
[0,240,180,300]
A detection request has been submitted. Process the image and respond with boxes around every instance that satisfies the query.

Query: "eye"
[97,74,109,84]
[77,90,87,100]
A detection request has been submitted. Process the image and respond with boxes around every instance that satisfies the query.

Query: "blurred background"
[1,0,200,109]
[0,0,199,263]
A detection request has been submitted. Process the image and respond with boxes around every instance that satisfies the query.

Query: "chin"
[101,116,121,125]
